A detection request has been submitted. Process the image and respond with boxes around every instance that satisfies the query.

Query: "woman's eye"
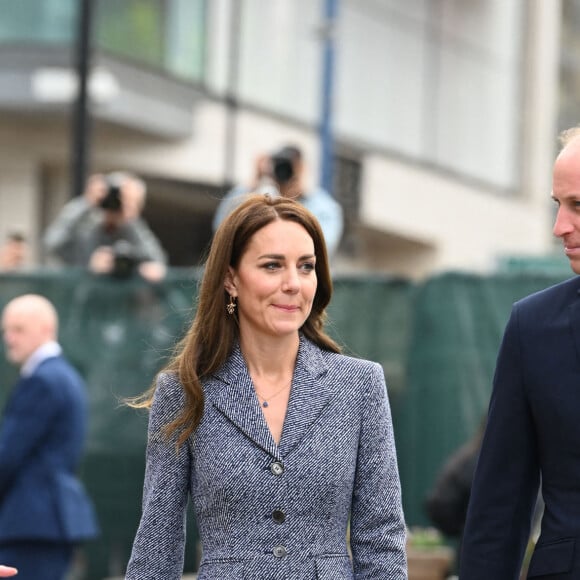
[300,262,315,272]
[263,262,280,270]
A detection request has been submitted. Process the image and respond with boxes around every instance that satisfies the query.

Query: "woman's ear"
[224,267,236,296]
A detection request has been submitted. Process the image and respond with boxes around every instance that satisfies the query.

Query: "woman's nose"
[282,269,300,292]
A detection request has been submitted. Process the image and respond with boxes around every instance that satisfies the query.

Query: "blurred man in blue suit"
[0,294,99,580]
[460,127,580,579]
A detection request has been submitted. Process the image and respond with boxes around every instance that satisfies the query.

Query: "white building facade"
[0,0,565,278]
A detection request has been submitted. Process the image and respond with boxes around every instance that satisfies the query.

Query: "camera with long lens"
[271,151,295,184]
[99,176,123,211]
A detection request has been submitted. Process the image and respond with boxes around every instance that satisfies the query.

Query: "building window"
[0,0,75,43]
[95,0,206,83]
[336,0,526,191]
[559,0,580,133]
[0,0,207,84]
[333,152,362,256]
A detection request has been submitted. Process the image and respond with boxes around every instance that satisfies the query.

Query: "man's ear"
[224,267,237,296]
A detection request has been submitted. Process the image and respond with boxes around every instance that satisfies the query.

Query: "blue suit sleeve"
[459,305,540,579]
[350,363,407,579]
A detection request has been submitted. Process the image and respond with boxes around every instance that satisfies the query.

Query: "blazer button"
[272,509,286,524]
[270,461,284,476]
[272,545,287,558]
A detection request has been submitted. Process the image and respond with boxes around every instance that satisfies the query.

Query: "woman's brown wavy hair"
[129,193,340,446]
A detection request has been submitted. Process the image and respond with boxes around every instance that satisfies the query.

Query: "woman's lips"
[274,304,299,311]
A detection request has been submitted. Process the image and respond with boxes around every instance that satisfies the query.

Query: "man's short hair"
[108,171,147,197]
[559,126,580,149]
[272,145,302,163]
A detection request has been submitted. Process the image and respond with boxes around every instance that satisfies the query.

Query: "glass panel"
[0,0,76,42]
[165,0,206,81]
[335,2,426,157]
[0,0,205,83]
[336,0,524,191]
[95,0,166,67]
[560,0,580,133]
[432,0,524,189]
[237,0,322,123]
[94,0,205,82]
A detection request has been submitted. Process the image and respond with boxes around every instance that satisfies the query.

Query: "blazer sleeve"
[350,362,408,579]
[459,305,540,579]
[125,374,192,580]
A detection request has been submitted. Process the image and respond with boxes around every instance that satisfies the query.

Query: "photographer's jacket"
[43,197,167,267]
[126,336,407,579]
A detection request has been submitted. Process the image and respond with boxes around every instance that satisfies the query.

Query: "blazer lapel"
[208,345,280,459]
[279,337,331,458]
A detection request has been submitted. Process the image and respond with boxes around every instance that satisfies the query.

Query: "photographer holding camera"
[43,172,167,282]
[213,145,344,258]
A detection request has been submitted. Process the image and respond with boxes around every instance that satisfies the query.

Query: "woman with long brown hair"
[126,194,407,579]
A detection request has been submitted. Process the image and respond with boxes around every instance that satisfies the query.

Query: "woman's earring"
[226,295,237,315]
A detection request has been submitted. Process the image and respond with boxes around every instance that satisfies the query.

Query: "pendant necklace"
[255,380,291,408]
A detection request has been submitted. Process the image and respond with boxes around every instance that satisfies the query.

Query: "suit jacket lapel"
[279,337,331,457]
[570,293,580,364]
[208,345,280,459]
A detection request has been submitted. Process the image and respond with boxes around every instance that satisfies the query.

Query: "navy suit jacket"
[126,337,407,579]
[0,354,99,543]
[460,276,580,579]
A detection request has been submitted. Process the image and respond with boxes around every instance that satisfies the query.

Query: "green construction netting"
[0,268,571,577]
[397,270,572,527]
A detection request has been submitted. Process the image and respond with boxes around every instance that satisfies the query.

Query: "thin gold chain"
[253,380,292,408]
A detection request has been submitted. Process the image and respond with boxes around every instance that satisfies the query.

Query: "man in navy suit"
[0,294,99,580]
[459,127,580,579]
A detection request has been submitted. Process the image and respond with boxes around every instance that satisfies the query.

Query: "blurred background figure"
[43,172,167,283]
[0,294,99,580]
[423,416,486,574]
[0,233,28,272]
[217,153,279,203]
[213,144,344,258]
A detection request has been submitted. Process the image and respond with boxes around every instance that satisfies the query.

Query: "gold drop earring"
[226,295,237,315]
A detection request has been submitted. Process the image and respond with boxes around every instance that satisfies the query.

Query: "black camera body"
[271,152,295,184]
[110,240,141,278]
[100,178,122,212]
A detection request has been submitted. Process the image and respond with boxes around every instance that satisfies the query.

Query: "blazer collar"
[207,335,331,459]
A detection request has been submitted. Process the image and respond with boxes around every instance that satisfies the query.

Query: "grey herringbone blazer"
[126,336,407,579]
